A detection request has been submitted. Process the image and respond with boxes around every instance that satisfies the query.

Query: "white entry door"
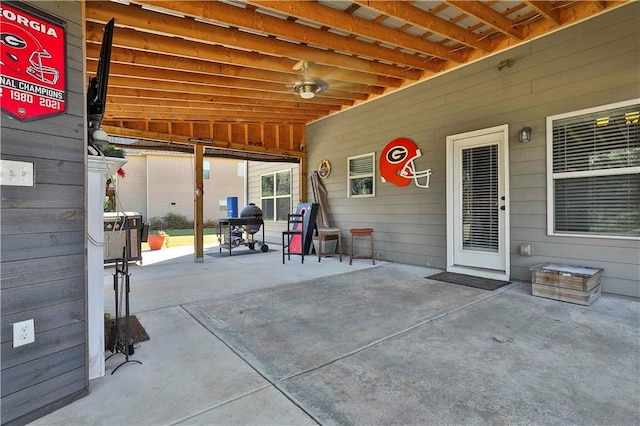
[446,125,510,281]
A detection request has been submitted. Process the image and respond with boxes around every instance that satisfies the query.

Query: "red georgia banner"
[0,2,67,121]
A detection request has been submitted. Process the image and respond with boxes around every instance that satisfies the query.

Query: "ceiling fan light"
[294,80,327,99]
[299,84,317,99]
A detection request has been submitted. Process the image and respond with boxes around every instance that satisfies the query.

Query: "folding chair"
[282,213,305,264]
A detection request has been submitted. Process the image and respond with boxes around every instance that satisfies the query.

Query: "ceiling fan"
[292,60,328,99]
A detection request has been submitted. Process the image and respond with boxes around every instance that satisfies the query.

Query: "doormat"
[426,272,510,291]
[207,248,275,258]
[104,315,149,350]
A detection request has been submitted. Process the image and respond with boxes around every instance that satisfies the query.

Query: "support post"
[299,129,307,203]
[194,144,204,262]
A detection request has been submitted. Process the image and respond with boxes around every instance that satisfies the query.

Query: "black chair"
[282,213,304,264]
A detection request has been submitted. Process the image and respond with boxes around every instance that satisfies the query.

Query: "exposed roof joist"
[85,0,628,157]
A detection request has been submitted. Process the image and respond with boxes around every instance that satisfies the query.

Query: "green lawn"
[142,231,219,250]
[164,228,217,237]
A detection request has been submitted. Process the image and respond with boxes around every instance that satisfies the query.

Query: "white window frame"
[347,152,376,198]
[260,169,292,222]
[546,98,640,240]
[203,160,210,179]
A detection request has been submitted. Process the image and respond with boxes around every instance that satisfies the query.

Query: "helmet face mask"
[380,138,432,188]
[28,48,59,85]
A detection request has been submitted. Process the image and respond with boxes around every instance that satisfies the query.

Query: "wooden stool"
[317,228,342,263]
[349,228,375,265]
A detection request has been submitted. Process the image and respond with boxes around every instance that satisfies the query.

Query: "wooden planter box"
[530,263,602,306]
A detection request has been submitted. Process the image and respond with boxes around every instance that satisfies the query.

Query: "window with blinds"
[547,99,640,238]
[347,152,375,198]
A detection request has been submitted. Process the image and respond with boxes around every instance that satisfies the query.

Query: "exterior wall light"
[519,127,532,143]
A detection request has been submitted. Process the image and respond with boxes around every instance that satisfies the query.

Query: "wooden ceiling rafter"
[104,87,344,111]
[86,1,423,80]
[83,0,628,158]
[135,0,441,72]
[86,44,380,93]
[353,1,494,53]
[246,0,467,63]
[85,23,401,88]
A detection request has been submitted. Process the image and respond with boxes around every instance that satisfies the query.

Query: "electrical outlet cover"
[13,319,35,347]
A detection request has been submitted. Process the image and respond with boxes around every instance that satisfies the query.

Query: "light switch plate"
[1,160,34,186]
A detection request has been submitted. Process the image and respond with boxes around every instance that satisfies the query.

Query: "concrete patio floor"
[31,244,639,425]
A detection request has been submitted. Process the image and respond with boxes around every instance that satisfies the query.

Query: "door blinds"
[462,144,499,252]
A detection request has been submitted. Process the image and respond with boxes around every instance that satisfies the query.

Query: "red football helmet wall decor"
[380,137,432,188]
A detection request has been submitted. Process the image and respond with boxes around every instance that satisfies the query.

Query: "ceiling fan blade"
[291,60,305,71]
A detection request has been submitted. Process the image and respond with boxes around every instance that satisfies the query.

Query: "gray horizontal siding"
[306,3,640,296]
[247,161,300,244]
[0,254,84,289]
[0,1,88,424]
[1,367,86,425]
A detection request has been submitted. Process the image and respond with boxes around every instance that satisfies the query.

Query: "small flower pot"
[147,235,165,250]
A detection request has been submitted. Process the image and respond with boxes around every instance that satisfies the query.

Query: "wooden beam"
[443,1,524,40]
[90,61,377,101]
[85,23,401,88]
[105,76,360,105]
[355,1,494,52]
[105,105,320,122]
[104,87,344,111]
[526,1,561,25]
[86,45,386,95]
[106,95,336,116]
[594,1,607,10]
[101,125,306,159]
[194,144,204,262]
[299,126,307,203]
[102,62,296,93]
[247,0,467,63]
[137,0,442,72]
[86,1,423,80]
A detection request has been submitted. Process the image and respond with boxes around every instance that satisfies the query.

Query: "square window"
[547,99,640,239]
[348,152,375,198]
[260,169,291,221]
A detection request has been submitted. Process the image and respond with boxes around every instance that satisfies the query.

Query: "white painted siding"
[115,154,147,217]
[305,3,640,297]
[116,153,244,224]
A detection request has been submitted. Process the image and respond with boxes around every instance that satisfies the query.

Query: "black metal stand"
[106,258,141,374]
[216,217,266,255]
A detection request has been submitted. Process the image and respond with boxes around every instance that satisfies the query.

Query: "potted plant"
[147,229,168,250]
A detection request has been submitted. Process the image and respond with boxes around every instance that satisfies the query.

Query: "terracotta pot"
[147,235,165,250]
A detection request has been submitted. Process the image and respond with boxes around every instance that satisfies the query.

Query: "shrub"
[148,216,165,231]
[162,212,193,229]
[204,219,218,228]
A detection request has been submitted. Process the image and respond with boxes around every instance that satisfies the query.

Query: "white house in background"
[114,151,246,224]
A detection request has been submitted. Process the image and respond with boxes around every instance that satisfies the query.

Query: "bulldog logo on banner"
[380,137,432,188]
[0,2,67,121]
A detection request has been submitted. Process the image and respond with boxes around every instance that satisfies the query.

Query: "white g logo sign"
[386,146,408,164]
